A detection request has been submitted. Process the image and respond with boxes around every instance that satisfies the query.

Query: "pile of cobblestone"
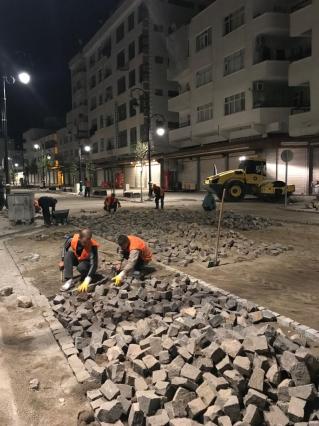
[73,210,288,267]
[50,274,319,425]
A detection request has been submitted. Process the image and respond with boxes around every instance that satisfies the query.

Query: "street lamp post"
[1,72,31,193]
[130,87,166,198]
[78,144,91,194]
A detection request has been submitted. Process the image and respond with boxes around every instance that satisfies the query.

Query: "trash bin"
[7,192,35,224]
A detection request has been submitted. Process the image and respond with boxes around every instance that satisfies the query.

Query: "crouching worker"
[59,228,99,292]
[112,234,152,286]
[104,193,121,213]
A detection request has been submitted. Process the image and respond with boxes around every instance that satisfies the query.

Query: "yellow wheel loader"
[205,159,295,202]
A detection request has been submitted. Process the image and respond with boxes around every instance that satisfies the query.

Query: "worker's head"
[153,184,157,189]
[118,234,129,250]
[79,228,93,246]
[111,193,115,197]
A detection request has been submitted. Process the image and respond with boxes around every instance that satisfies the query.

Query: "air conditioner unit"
[254,81,264,92]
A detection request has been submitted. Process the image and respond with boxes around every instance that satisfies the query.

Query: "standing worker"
[112,234,152,286]
[0,179,5,211]
[153,184,165,209]
[104,193,121,213]
[84,177,91,198]
[37,196,57,226]
[59,228,98,292]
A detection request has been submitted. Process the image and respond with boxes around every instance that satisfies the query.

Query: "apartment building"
[23,128,65,186]
[165,0,318,194]
[65,0,210,190]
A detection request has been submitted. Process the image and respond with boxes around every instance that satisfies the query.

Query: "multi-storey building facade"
[66,0,209,190]
[164,0,319,194]
[23,128,65,186]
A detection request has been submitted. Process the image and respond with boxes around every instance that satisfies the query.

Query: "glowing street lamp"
[14,163,19,168]
[84,145,91,153]
[156,126,166,137]
[18,72,31,85]
[2,71,31,189]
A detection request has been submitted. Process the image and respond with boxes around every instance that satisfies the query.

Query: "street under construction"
[1,194,319,426]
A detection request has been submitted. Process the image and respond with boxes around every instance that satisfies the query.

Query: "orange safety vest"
[128,235,152,262]
[71,233,99,261]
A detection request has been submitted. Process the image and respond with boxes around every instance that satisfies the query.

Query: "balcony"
[169,124,191,144]
[290,2,312,37]
[289,55,312,85]
[168,90,191,113]
[251,60,289,80]
[289,109,317,137]
[252,12,289,34]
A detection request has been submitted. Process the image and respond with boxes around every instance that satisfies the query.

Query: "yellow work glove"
[112,275,123,287]
[77,276,91,293]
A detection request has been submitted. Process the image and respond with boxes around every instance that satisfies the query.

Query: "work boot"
[60,278,74,292]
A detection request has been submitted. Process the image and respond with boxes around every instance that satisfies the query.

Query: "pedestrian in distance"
[153,184,165,209]
[112,234,152,286]
[104,192,121,213]
[84,177,91,198]
[37,196,57,226]
[59,228,99,292]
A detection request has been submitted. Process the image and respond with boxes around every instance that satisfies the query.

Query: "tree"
[69,162,78,186]
[85,160,95,184]
[135,140,148,202]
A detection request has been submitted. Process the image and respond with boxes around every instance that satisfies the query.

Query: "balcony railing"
[290,106,310,115]
[253,5,289,18]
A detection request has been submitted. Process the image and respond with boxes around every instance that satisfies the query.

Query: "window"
[90,75,96,89]
[118,130,128,148]
[99,94,103,105]
[117,50,126,69]
[224,49,245,76]
[196,66,213,87]
[130,99,138,117]
[101,38,112,58]
[105,86,113,102]
[117,103,127,121]
[155,89,163,96]
[224,7,245,35]
[224,92,245,115]
[128,12,135,31]
[155,56,164,64]
[139,63,149,82]
[168,90,179,98]
[100,138,105,152]
[116,23,125,43]
[129,69,136,88]
[99,115,104,128]
[197,102,213,122]
[105,114,114,127]
[104,67,112,79]
[90,97,97,111]
[130,127,137,146]
[107,138,114,150]
[128,41,136,60]
[117,76,126,95]
[196,28,212,52]
[92,142,99,154]
[139,34,148,53]
[138,3,147,23]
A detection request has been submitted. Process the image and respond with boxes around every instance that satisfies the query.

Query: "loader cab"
[238,159,266,176]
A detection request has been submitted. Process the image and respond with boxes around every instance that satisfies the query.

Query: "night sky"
[0,0,118,145]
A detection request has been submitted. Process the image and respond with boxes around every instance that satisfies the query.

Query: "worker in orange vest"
[59,228,99,292]
[112,234,152,286]
[104,192,121,213]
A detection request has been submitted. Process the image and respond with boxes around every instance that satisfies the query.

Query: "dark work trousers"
[84,187,91,198]
[64,251,94,280]
[155,195,164,209]
[105,203,118,213]
[42,206,52,225]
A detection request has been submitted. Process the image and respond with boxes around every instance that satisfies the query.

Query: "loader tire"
[225,180,245,202]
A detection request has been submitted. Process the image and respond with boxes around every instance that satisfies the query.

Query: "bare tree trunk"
[140,164,143,203]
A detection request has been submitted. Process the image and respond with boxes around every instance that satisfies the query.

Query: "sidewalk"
[0,239,87,425]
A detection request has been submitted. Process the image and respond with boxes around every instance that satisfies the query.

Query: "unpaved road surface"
[7,209,319,330]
